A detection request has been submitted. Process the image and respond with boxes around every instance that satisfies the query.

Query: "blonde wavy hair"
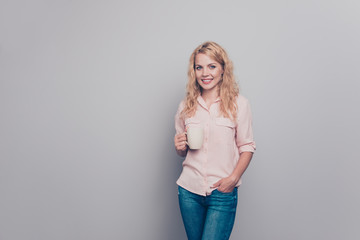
[181,41,239,120]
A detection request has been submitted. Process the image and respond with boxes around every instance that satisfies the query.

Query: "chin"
[200,84,215,91]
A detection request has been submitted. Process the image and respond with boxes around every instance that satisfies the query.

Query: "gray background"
[1,0,359,239]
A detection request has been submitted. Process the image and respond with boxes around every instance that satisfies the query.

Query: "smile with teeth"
[201,78,213,84]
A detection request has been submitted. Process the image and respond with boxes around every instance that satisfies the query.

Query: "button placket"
[202,117,210,192]
[203,122,209,153]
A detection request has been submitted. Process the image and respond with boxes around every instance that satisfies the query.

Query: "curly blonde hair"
[181,41,239,120]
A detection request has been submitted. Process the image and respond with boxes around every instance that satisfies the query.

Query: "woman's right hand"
[174,132,188,152]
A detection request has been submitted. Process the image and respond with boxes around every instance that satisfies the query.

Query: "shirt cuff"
[239,143,256,153]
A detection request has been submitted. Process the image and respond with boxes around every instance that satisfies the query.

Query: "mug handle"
[184,132,189,146]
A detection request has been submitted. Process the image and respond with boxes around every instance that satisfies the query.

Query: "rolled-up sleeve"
[235,97,256,153]
[175,101,185,135]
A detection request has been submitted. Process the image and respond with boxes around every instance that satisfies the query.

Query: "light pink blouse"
[175,95,256,196]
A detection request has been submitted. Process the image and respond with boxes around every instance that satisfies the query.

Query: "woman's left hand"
[212,175,239,193]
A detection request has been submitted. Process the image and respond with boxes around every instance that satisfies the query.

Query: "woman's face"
[194,53,224,94]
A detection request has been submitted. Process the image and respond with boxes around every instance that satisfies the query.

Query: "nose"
[202,67,209,76]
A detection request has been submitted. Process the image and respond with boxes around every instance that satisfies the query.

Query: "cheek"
[195,75,201,83]
[195,71,202,80]
[215,69,223,78]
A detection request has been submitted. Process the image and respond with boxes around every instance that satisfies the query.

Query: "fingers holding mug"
[174,132,188,151]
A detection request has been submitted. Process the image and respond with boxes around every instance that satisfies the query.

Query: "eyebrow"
[195,63,218,66]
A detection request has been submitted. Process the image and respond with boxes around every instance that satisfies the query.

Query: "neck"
[201,87,219,103]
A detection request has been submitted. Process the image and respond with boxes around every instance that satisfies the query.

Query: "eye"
[195,66,202,70]
[209,65,216,69]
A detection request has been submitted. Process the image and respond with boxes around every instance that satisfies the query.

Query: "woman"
[174,41,256,240]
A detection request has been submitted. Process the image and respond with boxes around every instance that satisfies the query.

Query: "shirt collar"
[197,95,221,110]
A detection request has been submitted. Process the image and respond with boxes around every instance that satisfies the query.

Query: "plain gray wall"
[1,0,359,239]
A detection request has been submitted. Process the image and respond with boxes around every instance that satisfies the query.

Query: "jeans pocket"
[215,187,238,195]
[209,188,238,213]
[212,188,238,204]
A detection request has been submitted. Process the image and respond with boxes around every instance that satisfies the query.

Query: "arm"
[213,152,253,192]
[213,96,256,192]
[174,101,188,157]
[231,152,253,182]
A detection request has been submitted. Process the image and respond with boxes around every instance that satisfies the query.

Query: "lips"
[201,79,213,84]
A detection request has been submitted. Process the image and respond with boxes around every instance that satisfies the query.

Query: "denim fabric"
[178,186,238,240]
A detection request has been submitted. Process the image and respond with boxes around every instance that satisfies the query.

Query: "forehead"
[195,53,219,65]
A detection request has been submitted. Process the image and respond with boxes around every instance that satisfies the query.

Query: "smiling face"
[194,53,224,94]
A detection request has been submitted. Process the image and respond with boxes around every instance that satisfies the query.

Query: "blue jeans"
[178,186,238,240]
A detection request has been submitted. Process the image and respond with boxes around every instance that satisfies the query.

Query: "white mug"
[186,127,204,150]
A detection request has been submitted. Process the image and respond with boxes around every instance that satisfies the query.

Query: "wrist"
[230,172,241,183]
[176,148,188,157]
